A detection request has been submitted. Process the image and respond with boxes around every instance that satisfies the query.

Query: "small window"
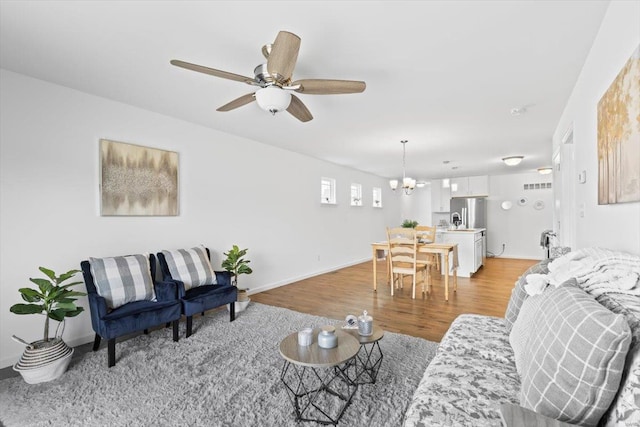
[321,177,336,204]
[350,183,363,206]
[372,187,382,208]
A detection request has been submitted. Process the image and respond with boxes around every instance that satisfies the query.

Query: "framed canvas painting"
[597,45,640,204]
[100,139,179,216]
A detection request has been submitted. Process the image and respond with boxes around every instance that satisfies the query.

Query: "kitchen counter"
[437,228,486,234]
[436,228,485,277]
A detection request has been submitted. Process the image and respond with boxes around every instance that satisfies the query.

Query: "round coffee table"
[345,325,384,384]
[279,328,360,425]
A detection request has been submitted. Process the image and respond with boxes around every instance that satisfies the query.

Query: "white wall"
[0,70,400,368]
[553,1,640,256]
[487,173,553,259]
[399,186,432,226]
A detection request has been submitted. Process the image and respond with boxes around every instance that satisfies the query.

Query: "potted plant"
[10,267,86,384]
[222,245,253,312]
[401,219,419,228]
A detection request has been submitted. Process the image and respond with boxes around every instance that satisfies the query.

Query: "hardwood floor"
[252,257,537,343]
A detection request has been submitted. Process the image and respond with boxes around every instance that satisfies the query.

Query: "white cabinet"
[451,175,489,197]
[440,229,484,277]
[430,179,451,212]
[468,175,489,196]
[450,177,468,197]
[474,235,483,273]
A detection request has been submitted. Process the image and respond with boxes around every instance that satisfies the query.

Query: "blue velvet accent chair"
[80,254,181,367]
[157,248,237,338]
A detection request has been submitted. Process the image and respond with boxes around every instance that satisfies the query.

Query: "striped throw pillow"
[519,285,632,426]
[161,246,216,291]
[89,254,156,309]
[504,259,551,332]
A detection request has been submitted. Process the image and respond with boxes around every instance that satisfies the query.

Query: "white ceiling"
[0,1,609,181]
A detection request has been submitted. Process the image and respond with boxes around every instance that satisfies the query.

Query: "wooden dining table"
[371,242,459,301]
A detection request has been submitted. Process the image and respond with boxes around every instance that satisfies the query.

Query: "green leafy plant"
[10,267,86,342]
[401,219,419,228]
[221,245,253,288]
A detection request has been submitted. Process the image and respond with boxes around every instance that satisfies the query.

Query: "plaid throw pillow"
[519,285,632,426]
[504,259,551,332]
[89,254,156,309]
[161,246,216,291]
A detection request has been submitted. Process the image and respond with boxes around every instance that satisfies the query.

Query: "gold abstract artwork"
[100,139,179,216]
[597,45,640,204]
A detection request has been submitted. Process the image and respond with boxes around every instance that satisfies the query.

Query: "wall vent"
[524,182,552,190]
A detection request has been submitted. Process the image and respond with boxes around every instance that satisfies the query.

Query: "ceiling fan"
[170,31,366,122]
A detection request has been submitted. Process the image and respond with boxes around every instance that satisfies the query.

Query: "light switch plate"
[578,170,587,184]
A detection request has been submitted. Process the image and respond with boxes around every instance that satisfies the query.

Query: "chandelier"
[389,140,416,195]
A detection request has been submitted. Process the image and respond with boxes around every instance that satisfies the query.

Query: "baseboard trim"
[248,257,370,295]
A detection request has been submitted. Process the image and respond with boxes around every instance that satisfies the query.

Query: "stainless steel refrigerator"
[450,197,487,229]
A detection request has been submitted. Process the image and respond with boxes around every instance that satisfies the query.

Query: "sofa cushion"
[89,254,156,309]
[504,259,551,333]
[403,351,521,427]
[438,314,515,366]
[160,245,216,290]
[519,285,632,426]
[596,293,640,427]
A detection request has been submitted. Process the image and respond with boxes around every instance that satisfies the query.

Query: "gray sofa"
[403,255,640,427]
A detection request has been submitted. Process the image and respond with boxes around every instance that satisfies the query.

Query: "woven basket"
[13,338,73,384]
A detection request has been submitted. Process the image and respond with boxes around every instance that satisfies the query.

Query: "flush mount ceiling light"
[255,86,292,115]
[389,140,416,195]
[502,156,524,166]
[537,167,553,175]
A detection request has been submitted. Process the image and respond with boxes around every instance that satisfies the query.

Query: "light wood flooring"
[252,257,537,343]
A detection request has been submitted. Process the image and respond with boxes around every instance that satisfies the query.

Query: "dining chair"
[386,227,428,299]
[415,225,441,295]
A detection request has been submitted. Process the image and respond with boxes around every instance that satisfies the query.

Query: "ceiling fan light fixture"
[502,156,524,166]
[255,86,291,115]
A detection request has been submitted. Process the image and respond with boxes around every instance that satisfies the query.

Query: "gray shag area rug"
[0,303,437,427]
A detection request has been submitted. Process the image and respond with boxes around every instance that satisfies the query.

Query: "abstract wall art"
[597,44,640,204]
[100,139,179,216]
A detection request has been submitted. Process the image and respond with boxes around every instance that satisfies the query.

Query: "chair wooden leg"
[186,316,193,338]
[172,320,179,342]
[108,338,116,368]
[389,272,394,296]
[92,334,101,351]
[412,274,416,299]
[230,302,236,322]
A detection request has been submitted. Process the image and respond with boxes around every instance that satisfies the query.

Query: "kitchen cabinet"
[451,175,489,197]
[437,229,484,277]
[430,179,451,212]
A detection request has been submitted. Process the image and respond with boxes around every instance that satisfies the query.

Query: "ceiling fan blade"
[291,79,366,95]
[170,60,254,84]
[286,94,313,122]
[216,93,256,112]
[267,31,301,83]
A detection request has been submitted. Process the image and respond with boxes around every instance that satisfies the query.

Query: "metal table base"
[280,358,358,425]
[354,340,384,384]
